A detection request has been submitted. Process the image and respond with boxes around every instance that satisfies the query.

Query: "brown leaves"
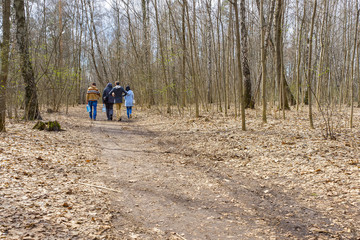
[0,112,113,239]
[141,107,360,239]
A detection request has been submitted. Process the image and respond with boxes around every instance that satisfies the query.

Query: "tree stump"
[33,121,61,131]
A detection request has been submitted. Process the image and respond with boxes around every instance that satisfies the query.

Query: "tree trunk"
[85,0,104,86]
[142,0,154,107]
[357,34,360,108]
[275,0,289,110]
[88,0,108,85]
[0,0,11,131]
[240,0,254,109]
[259,0,267,123]
[181,0,187,108]
[14,0,42,120]
[296,2,306,111]
[232,0,246,130]
[307,0,317,129]
[350,7,359,128]
[154,0,171,114]
[206,0,213,104]
[185,0,199,117]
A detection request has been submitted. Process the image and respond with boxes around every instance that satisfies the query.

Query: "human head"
[92,82,96,86]
[126,86,130,91]
[115,81,120,86]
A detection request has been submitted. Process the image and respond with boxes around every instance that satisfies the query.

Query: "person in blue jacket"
[102,83,115,121]
[109,81,127,121]
[124,86,134,119]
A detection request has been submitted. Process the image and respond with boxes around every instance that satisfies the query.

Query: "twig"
[78,182,122,193]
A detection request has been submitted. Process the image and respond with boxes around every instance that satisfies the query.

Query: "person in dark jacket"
[102,83,115,121]
[109,81,127,121]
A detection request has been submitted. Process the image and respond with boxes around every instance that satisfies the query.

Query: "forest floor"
[0,105,359,239]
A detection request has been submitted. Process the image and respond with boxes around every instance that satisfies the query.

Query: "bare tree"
[240,0,254,109]
[154,0,171,113]
[259,0,266,123]
[307,0,317,129]
[0,0,11,131]
[296,1,306,111]
[231,0,246,130]
[14,0,42,120]
[350,7,359,128]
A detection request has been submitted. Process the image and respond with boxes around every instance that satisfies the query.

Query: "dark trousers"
[105,103,114,120]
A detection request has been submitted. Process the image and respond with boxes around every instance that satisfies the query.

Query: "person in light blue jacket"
[124,86,134,119]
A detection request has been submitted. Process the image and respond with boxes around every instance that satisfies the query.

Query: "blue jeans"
[126,106,132,118]
[88,101,98,120]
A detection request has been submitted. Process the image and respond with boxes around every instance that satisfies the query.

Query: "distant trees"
[0,0,359,132]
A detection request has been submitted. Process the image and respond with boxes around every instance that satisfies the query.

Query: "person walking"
[124,85,134,119]
[86,82,101,120]
[102,83,115,121]
[109,81,127,121]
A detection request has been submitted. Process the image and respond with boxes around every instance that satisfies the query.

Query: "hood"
[105,83,113,89]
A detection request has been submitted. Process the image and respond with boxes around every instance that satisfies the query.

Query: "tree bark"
[181,0,187,107]
[307,0,317,129]
[232,0,246,130]
[240,0,254,109]
[154,0,171,114]
[0,0,11,131]
[275,0,289,110]
[259,0,267,123]
[296,2,306,110]
[14,0,42,120]
[88,0,108,85]
[185,0,199,117]
[206,0,213,104]
[350,7,359,128]
[85,0,104,86]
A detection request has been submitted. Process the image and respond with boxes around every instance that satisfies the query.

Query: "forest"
[0,0,359,239]
[0,0,359,130]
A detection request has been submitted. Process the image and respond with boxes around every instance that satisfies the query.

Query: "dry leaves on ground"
[0,112,114,239]
[140,106,360,239]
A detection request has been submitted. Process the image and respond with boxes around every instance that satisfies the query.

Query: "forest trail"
[89,113,353,240]
[1,106,358,239]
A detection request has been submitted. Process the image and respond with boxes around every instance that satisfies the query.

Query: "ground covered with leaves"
[0,112,114,239]
[0,106,359,239]
[144,107,359,239]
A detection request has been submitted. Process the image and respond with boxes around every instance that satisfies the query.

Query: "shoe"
[118,117,122,122]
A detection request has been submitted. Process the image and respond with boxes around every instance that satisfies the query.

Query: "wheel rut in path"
[91,120,340,239]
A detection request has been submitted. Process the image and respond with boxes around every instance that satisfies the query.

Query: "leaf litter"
[0,112,114,239]
[1,106,359,239]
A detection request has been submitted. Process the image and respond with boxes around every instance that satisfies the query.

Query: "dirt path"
[89,116,351,240]
[1,106,357,239]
